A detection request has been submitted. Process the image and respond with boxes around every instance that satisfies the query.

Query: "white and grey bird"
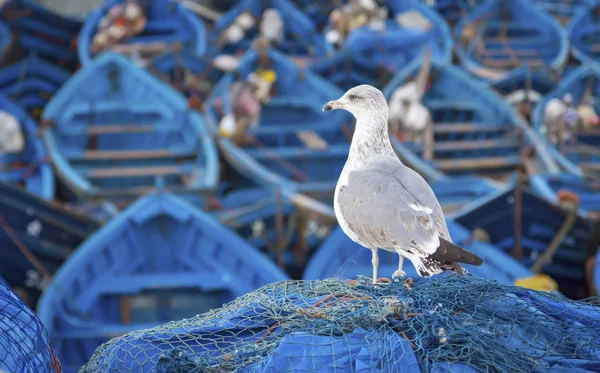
[323,84,483,284]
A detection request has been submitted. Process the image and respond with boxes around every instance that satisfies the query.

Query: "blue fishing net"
[81,276,600,373]
[0,283,61,373]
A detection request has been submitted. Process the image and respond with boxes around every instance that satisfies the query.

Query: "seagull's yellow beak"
[323,100,343,111]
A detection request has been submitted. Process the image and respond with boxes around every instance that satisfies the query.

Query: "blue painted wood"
[37,192,289,373]
[530,173,600,215]
[418,0,484,26]
[0,54,70,119]
[0,94,53,199]
[205,47,353,198]
[324,0,453,64]
[42,52,219,201]
[0,0,82,70]
[382,58,559,183]
[211,0,330,58]
[454,0,569,82]
[532,0,595,22]
[0,181,99,309]
[77,0,206,66]
[453,185,597,300]
[532,64,600,175]
[568,3,600,64]
[303,219,533,286]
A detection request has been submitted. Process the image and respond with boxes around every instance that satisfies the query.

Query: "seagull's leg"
[392,254,406,279]
[371,249,379,284]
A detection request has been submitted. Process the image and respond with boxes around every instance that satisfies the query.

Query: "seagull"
[323,85,483,284]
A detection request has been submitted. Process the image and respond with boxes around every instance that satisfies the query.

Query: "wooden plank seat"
[481,58,546,68]
[66,147,197,161]
[481,48,543,57]
[245,144,349,160]
[80,164,198,178]
[433,138,521,152]
[433,123,508,134]
[60,124,181,135]
[435,155,522,171]
[580,162,600,171]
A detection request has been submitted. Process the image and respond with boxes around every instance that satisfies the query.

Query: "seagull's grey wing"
[338,157,441,256]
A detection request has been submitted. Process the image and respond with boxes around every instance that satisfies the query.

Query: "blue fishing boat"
[214,186,334,278]
[419,0,484,26]
[454,0,568,82]
[290,0,335,31]
[205,47,353,199]
[532,64,600,175]
[148,50,224,102]
[0,19,12,59]
[78,0,206,66]
[212,0,329,60]
[0,0,82,70]
[0,181,100,309]
[453,185,597,300]
[0,94,53,199]
[532,0,595,24]
[37,192,289,373]
[42,52,219,201]
[304,220,534,286]
[0,54,69,119]
[531,173,600,215]
[382,58,559,184]
[568,3,600,64]
[325,0,453,65]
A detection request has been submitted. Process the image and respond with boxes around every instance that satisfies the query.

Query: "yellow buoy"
[515,274,559,292]
[256,69,277,84]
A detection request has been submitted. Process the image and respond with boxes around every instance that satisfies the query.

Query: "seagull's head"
[322,84,388,121]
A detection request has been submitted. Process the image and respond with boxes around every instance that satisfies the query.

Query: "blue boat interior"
[290,0,336,31]
[303,220,533,286]
[569,4,600,63]
[42,52,217,199]
[385,61,525,181]
[491,66,558,98]
[458,0,566,72]
[207,48,353,192]
[531,173,600,214]
[37,193,288,372]
[533,0,595,22]
[453,186,596,300]
[0,181,99,308]
[0,0,81,69]
[0,54,69,119]
[534,65,600,171]
[421,0,484,26]
[212,0,328,58]
[0,94,53,199]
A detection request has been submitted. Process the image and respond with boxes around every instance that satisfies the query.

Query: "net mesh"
[0,283,62,373]
[81,275,600,373]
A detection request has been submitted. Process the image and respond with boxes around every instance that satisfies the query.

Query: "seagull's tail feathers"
[413,237,483,278]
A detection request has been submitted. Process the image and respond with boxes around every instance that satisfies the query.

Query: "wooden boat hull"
[454,0,569,82]
[37,192,288,373]
[568,4,600,64]
[42,52,219,201]
[78,0,206,66]
[0,181,99,308]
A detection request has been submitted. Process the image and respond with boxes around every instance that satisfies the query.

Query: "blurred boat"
[418,0,484,27]
[37,192,288,373]
[0,181,100,309]
[211,0,329,61]
[489,65,559,120]
[455,0,568,82]
[532,0,595,24]
[304,220,534,286]
[0,19,12,61]
[0,94,53,199]
[325,0,453,64]
[205,47,353,200]
[42,52,219,202]
[290,0,336,31]
[148,50,225,103]
[531,173,600,215]
[78,0,206,66]
[382,58,559,184]
[532,64,600,175]
[0,54,69,120]
[453,185,598,300]
[568,3,600,64]
[0,0,82,70]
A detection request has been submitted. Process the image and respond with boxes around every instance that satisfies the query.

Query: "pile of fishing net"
[82,275,600,372]
[0,283,61,373]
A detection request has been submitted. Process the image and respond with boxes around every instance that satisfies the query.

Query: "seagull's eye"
[349,94,358,100]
